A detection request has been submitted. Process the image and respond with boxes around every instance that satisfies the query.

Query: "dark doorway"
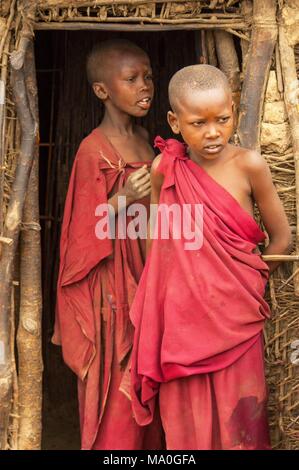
[36,29,198,449]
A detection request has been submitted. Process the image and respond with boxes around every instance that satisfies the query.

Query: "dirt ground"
[42,397,81,450]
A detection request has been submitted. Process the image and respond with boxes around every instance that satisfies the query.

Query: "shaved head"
[168,64,231,111]
[86,39,148,85]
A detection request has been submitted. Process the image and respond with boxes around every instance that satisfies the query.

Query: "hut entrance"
[1,0,299,452]
[36,29,205,449]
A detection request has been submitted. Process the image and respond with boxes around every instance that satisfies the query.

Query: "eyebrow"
[120,65,152,72]
[188,113,231,119]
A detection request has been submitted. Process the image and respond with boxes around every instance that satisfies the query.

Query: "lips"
[203,144,223,154]
[136,97,151,110]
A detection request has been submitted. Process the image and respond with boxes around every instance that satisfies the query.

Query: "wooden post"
[214,29,241,126]
[0,30,11,232]
[278,0,299,295]
[237,0,278,150]
[240,0,253,75]
[0,37,36,449]
[195,30,208,65]
[214,30,241,92]
[200,30,208,64]
[0,1,16,233]
[206,30,218,67]
[17,41,43,450]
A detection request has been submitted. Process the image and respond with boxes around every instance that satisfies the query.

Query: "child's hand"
[123,165,151,202]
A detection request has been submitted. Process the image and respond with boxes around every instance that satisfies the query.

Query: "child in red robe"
[53,39,162,450]
[130,64,292,450]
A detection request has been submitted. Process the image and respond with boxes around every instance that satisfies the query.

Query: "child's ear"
[92,82,108,100]
[167,110,180,135]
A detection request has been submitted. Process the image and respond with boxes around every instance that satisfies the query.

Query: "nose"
[139,77,150,91]
[205,124,220,139]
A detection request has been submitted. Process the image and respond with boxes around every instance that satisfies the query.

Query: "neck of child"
[189,144,229,169]
[100,108,135,138]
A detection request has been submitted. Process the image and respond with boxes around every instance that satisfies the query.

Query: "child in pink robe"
[130,64,292,450]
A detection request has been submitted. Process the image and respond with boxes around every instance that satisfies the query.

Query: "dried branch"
[0,38,36,450]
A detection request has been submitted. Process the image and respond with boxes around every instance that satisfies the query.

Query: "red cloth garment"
[130,137,271,450]
[53,127,162,450]
[159,334,270,450]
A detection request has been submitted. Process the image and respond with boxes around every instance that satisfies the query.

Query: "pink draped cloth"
[53,127,162,449]
[130,137,271,449]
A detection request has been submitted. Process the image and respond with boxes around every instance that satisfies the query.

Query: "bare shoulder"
[231,145,274,201]
[235,146,267,170]
[136,125,150,142]
[233,145,269,177]
[150,154,164,203]
[151,153,164,187]
[151,153,163,174]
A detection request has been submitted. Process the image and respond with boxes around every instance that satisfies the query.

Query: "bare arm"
[146,154,164,256]
[246,151,293,273]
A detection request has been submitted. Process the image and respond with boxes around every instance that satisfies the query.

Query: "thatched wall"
[0,0,298,450]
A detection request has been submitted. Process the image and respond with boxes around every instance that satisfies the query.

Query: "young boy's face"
[93,51,154,118]
[168,87,234,161]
